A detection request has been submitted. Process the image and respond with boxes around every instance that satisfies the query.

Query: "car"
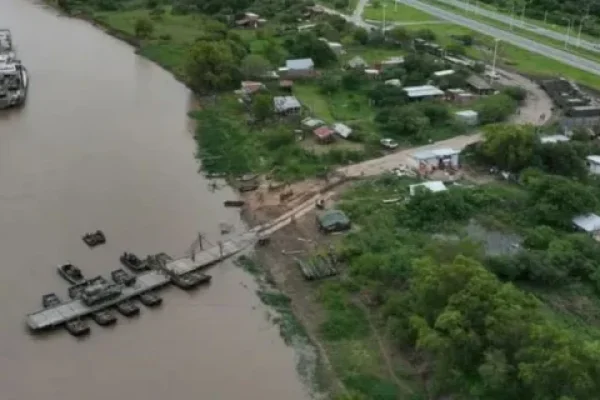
[380,138,399,149]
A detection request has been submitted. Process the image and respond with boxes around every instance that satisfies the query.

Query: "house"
[378,56,404,70]
[235,12,266,29]
[404,85,445,100]
[434,69,455,78]
[333,123,352,139]
[273,96,301,115]
[279,80,293,92]
[317,209,351,233]
[411,148,460,169]
[385,79,402,87]
[455,110,478,126]
[587,155,600,174]
[573,213,600,239]
[313,126,335,143]
[364,69,380,78]
[240,81,265,95]
[409,181,448,196]
[298,23,317,31]
[280,58,315,76]
[302,117,324,129]
[540,134,570,144]
[327,41,344,55]
[347,56,367,69]
[466,75,494,95]
[447,88,475,104]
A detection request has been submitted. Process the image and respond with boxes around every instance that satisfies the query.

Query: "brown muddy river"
[0,1,310,399]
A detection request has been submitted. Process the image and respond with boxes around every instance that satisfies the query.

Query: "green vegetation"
[316,123,600,399]
[362,2,439,22]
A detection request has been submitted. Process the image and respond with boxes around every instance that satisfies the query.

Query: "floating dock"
[25,231,261,332]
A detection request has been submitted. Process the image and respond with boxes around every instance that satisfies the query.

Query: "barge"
[0,29,29,110]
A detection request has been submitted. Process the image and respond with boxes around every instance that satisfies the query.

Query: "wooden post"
[198,232,203,250]
[218,241,224,257]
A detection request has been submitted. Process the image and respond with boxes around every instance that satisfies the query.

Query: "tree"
[379,106,429,138]
[284,33,337,67]
[261,39,286,67]
[481,123,537,171]
[341,68,365,90]
[185,41,241,93]
[476,93,518,124]
[240,54,271,79]
[535,142,588,179]
[251,93,274,121]
[134,17,154,39]
[353,27,369,45]
[318,72,342,94]
[388,26,412,46]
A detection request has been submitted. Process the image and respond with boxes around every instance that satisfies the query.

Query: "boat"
[171,271,212,290]
[91,309,117,326]
[116,300,140,316]
[42,293,61,308]
[0,30,29,110]
[80,282,122,306]
[224,200,245,207]
[87,275,108,286]
[139,291,162,307]
[68,282,88,299]
[65,319,90,337]
[82,230,106,247]
[120,252,148,272]
[238,181,259,192]
[111,268,136,286]
[57,263,85,285]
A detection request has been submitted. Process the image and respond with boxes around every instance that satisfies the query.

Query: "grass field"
[363,2,439,22]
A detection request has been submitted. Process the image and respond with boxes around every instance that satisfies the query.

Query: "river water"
[0,1,309,399]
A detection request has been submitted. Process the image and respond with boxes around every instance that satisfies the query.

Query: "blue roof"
[286,58,314,70]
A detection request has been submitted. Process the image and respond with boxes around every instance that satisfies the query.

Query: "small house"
[364,69,380,78]
[466,75,494,95]
[282,58,315,78]
[302,117,324,129]
[409,181,448,196]
[313,126,335,143]
[455,110,478,126]
[298,23,317,31]
[327,41,344,55]
[587,155,600,175]
[333,123,352,139]
[240,81,265,95]
[317,209,351,233]
[540,134,570,144]
[404,85,445,101]
[434,69,455,78]
[235,12,265,29]
[573,213,600,240]
[279,80,293,92]
[379,56,404,70]
[385,79,402,87]
[347,56,367,69]
[274,96,301,115]
[411,148,460,169]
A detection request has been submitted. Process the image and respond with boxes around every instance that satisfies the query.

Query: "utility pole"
[520,2,526,26]
[509,2,515,30]
[577,13,590,47]
[491,38,500,83]
[543,10,548,24]
[382,3,387,36]
[564,17,572,49]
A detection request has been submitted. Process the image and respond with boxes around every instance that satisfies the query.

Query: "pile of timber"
[294,255,338,281]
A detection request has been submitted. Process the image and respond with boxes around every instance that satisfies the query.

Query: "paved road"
[396,0,600,76]
[433,0,600,54]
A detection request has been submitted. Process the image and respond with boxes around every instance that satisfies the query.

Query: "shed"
[403,85,445,100]
[333,123,352,139]
[317,209,351,233]
[273,96,301,114]
[455,110,478,126]
[385,79,402,87]
[434,69,455,77]
[587,155,600,175]
[540,134,570,144]
[314,126,335,142]
[466,75,493,95]
[573,213,600,233]
[411,148,460,168]
[347,56,367,69]
[409,181,448,196]
[327,42,344,55]
[302,117,324,129]
[286,58,314,71]
[240,81,265,95]
[380,56,404,69]
[364,69,380,77]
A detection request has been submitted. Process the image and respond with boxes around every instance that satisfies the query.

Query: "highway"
[431,0,600,55]
[397,0,600,76]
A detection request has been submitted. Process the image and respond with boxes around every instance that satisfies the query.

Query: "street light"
[509,2,516,30]
[577,15,590,47]
[563,17,573,49]
[520,1,527,26]
[491,38,500,82]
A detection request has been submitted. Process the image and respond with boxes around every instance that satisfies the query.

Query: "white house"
[333,123,352,139]
[540,134,570,144]
[573,213,600,237]
[411,148,460,168]
[587,155,600,175]
[274,96,301,115]
[409,181,448,196]
[403,85,445,100]
[455,110,478,126]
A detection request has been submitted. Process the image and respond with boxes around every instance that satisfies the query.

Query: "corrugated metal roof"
[286,58,314,70]
[404,85,444,98]
[409,181,447,196]
[573,213,600,232]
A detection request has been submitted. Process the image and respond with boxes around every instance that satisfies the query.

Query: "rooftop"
[434,69,455,77]
[302,117,324,128]
[409,181,448,196]
[466,75,492,90]
[285,58,314,70]
[333,123,352,138]
[455,110,478,117]
[573,213,600,233]
[317,209,350,228]
[412,147,459,160]
[273,96,301,112]
[540,134,570,144]
[587,155,600,164]
[347,56,367,68]
[404,85,444,98]
[314,126,334,139]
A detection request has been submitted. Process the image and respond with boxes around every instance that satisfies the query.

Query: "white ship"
[0,29,29,110]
